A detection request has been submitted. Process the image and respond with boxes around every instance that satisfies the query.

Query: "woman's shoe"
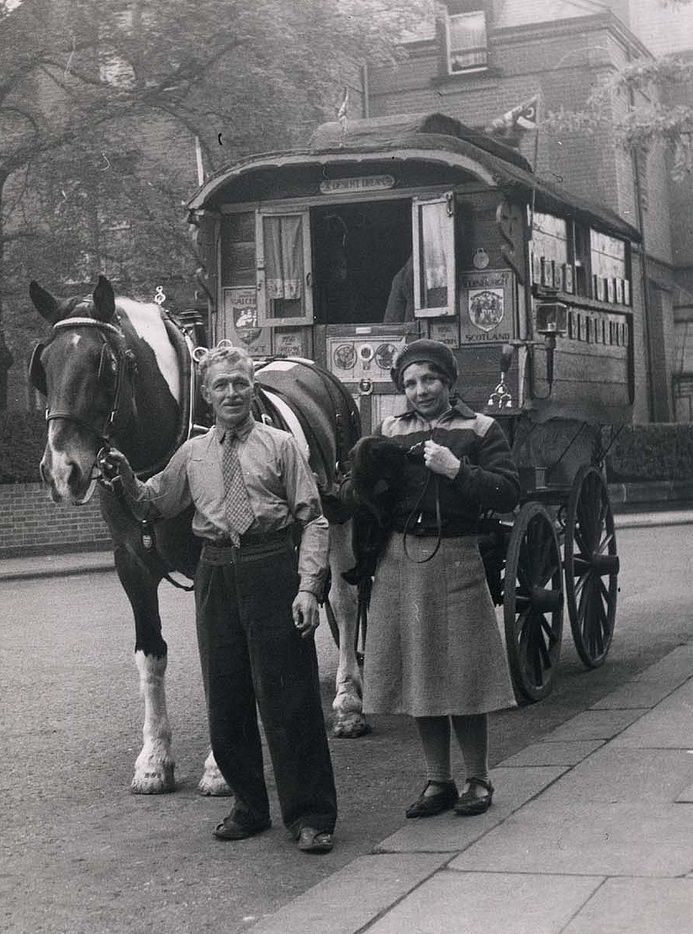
[405,780,458,818]
[454,777,494,816]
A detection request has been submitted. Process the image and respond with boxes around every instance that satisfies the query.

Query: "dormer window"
[446,10,488,74]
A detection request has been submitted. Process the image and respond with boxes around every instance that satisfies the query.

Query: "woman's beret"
[390,339,458,390]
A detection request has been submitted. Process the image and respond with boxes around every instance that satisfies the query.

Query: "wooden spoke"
[564,466,619,669]
[504,503,564,703]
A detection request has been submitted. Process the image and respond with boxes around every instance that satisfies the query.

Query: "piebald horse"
[28,275,366,795]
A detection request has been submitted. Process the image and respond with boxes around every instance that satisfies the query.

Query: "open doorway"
[311,200,411,324]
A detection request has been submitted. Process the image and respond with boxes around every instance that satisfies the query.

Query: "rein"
[402,472,443,564]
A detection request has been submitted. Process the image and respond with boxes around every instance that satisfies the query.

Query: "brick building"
[364,0,693,422]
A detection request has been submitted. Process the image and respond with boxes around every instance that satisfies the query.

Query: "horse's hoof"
[197,777,233,796]
[332,713,371,738]
[131,764,176,794]
[197,770,233,796]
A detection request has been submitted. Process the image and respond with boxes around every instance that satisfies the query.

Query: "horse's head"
[29,275,131,504]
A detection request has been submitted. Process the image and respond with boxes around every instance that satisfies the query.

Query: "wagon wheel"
[564,465,619,669]
[504,503,564,703]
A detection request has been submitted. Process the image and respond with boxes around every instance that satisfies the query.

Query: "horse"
[28,274,367,796]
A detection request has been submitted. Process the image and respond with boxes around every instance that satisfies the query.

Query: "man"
[102,344,337,853]
[383,256,414,323]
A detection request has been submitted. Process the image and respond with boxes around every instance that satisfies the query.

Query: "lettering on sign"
[319,175,395,194]
[464,332,511,343]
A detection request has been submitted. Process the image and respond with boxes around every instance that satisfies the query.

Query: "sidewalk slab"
[246,854,449,934]
[365,870,603,934]
[541,708,644,742]
[591,680,677,710]
[517,746,693,807]
[375,766,565,854]
[562,878,693,934]
[499,740,604,768]
[631,644,693,687]
[450,790,693,877]
[612,678,693,748]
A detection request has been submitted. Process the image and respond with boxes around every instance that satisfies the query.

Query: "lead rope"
[97,444,195,592]
[402,472,443,564]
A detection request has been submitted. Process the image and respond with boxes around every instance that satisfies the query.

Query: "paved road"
[1,525,690,934]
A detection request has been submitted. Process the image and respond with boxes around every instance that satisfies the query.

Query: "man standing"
[102,345,337,853]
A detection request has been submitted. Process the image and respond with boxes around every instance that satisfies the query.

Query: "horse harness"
[30,314,198,592]
[30,316,136,446]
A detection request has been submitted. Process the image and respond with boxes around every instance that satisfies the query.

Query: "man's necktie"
[222,434,254,546]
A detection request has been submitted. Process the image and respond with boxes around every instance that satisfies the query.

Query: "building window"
[446,11,488,74]
[99,10,136,87]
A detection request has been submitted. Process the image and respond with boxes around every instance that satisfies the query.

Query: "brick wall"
[0,483,111,558]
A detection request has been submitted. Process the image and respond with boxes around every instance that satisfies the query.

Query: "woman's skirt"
[363,532,516,717]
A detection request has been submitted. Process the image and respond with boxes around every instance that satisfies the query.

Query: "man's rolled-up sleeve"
[124,443,193,520]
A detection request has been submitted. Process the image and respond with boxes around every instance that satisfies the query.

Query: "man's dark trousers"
[195,539,337,837]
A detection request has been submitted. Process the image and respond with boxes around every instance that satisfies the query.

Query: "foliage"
[606,422,693,482]
[0,408,46,482]
[0,0,428,393]
[544,0,693,178]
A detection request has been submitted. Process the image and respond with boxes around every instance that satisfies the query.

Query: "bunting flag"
[485,95,539,135]
[337,87,349,135]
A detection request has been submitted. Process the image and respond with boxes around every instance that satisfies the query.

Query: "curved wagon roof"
[187,112,641,243]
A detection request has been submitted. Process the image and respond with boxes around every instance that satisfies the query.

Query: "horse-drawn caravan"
[188,111,637,702]
[28,111,637,793]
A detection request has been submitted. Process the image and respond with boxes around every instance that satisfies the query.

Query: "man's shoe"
[405,780,458,819]
[296,826,334,853]
[454,777,494,816]
[213,813,271,840]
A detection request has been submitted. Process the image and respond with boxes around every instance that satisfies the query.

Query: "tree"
[0,0,428,407]
[544,0,693,179]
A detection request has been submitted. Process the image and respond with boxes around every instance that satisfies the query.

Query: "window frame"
[256,209,314,327]
[531,209,631,307]
[411,193,457,318]
[445,9,488,76]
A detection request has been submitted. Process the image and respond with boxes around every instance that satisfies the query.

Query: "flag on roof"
[485,95,539,135]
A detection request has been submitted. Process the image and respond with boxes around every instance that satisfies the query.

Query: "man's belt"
[199,527,295,565]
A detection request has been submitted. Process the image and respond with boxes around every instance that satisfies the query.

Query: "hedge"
[0,410,690,485]
[606,423,693,483]
[0,410,48,483]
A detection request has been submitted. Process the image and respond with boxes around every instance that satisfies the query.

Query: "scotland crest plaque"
[459,269,514,343]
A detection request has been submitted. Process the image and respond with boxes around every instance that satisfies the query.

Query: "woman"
[344,339,519,818]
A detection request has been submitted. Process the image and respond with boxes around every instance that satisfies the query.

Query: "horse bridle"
[31,316,136,446]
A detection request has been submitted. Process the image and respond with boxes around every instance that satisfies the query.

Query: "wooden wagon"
[186,112,638,702]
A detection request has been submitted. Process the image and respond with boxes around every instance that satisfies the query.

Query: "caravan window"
[257,211,313,325]
[412,195,456,317]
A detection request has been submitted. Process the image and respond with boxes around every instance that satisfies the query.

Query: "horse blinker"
[29,342,48,397]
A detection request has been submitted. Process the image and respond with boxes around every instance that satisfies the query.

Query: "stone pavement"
[246,642,693,934]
